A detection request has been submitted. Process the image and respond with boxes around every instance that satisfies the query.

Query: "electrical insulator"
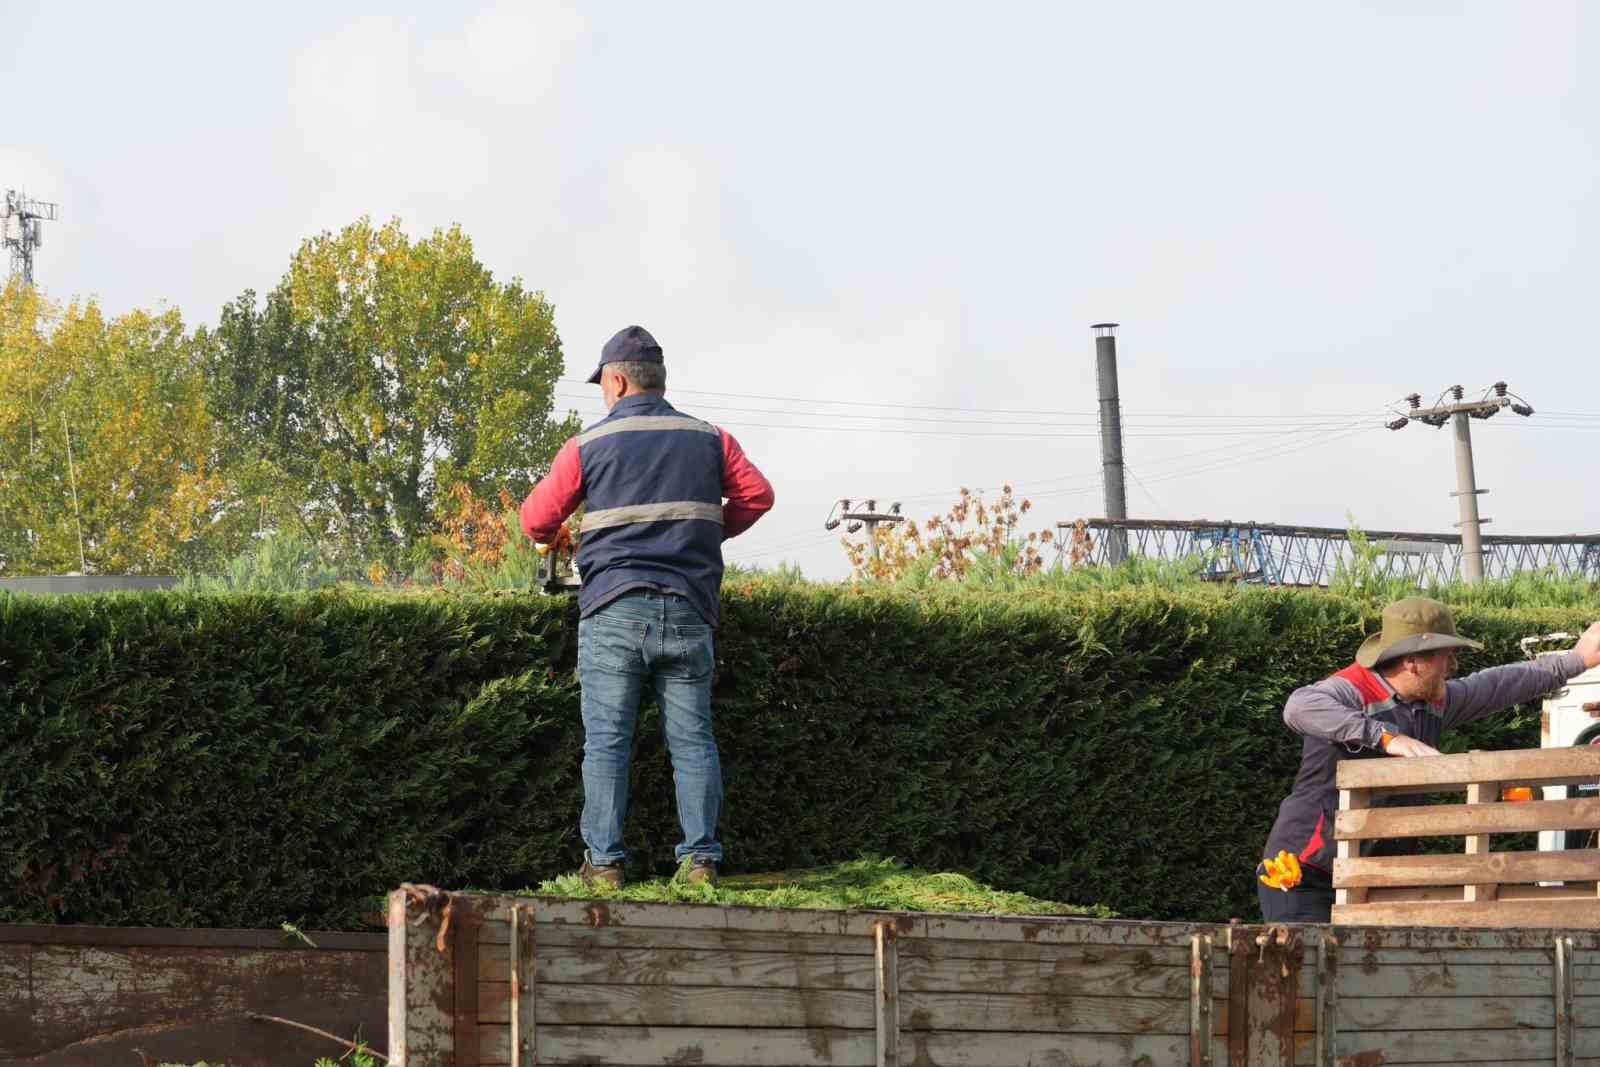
[1512,403,1535,417]
[1406,393,1422,409]
[1494,382,1508,397]
[1451,385,1464,401]
[1386,416,1410,431]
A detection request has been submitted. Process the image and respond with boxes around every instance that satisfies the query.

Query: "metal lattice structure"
[1056,518,1600,586]
[3,190,59,287]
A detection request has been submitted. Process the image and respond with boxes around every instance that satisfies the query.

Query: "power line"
[553,391,1381,431]
[557,377,1394,420]
[728,421,1385,566]
[557,399,1381,440]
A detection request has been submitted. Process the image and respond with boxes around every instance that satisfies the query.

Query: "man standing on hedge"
[1258,597,1600,922]
[520,326,774,890]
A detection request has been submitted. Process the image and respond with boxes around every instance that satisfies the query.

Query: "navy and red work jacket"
[520,393,774,625]
[1262,652,1583,872]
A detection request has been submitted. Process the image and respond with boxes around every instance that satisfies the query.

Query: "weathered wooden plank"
[1334,994,1555,1029]
[1338,788,1372,907]
[465,891,1600,950]
[3,939,386,1066]
[1464,780,1499,903]
[1337,797,1600,840]
[1336,746,1600,793]
[481,944,879,989]
[480,1024,877,1066]
[1333,963,1577,998]
[503,918,1212,967]
[1336,850,1600,887]
[1334,898,1600,928]
[873,1029,1194,1067]
[901,956,1195,998]
[898,989,1196,1034]
[920,913,1220,947]
[509,922,879,956]
[523,896,915,940]
[907,937,1202,968]
[1306,1026,1564,1062]
[1337,946,1585,966]
[480,941,1214,999]
[482,933,1210,979]
[389,888,453,1067]
[1315,927,1600,951]
[479,1025,1202,1067]
[480,981,875,1028]
[503,894,1218,947]
[0,924,385,951]
[1364,882,1600,903]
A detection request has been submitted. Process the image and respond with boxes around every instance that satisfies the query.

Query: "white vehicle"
[1522,633,1600,853]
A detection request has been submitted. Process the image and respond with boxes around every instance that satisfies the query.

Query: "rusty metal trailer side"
[0,923,387,1066]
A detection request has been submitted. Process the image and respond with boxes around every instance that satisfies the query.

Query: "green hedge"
[1,582,1593,928]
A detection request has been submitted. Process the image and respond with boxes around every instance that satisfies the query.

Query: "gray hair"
[609,360,666,391]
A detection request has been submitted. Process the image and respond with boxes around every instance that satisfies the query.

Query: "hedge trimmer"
[536,524,581,596]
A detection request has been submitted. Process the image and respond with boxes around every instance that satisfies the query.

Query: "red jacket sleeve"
[719,428,774,539]
[520,438,584,543]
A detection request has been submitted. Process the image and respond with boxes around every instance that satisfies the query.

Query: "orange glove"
[1259,850,1303,892]
[536,524,574,557]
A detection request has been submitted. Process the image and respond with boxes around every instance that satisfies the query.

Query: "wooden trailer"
[388,886,1600,1067]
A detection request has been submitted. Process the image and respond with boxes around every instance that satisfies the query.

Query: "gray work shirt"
[1261,651,1583,871]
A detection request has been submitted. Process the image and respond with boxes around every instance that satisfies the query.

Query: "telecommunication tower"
[3,190,60,287]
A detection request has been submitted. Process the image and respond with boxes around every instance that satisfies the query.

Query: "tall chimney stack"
[1093,323,1128,565]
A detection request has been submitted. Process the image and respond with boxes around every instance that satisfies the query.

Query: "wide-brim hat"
[1355,596,1484,668]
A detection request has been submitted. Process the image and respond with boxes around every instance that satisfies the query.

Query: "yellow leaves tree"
[0,283,241,575]
[202,217,576,573]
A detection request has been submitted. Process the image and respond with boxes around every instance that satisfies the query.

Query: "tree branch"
[246,1012,389,1062]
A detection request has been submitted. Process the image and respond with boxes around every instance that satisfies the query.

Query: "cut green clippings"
[526,855,1114,917]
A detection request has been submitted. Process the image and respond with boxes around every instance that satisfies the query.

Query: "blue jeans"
[577,589,723,866]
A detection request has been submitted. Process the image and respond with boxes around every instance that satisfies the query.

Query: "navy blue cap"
[587,325,664,384]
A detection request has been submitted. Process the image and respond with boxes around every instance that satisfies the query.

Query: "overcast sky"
[4,1,1596,578]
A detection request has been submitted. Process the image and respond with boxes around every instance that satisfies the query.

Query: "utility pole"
[1092,323,1128,564]
[825,499,905,565]
[3,190,60,287]
[1387,383,1535,583]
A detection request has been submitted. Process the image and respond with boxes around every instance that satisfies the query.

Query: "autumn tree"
[202,218,576,572]
[0,283,241,575]
[841,485,1055,583]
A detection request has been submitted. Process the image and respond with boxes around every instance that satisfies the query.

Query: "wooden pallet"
[1333,746,1600,927]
